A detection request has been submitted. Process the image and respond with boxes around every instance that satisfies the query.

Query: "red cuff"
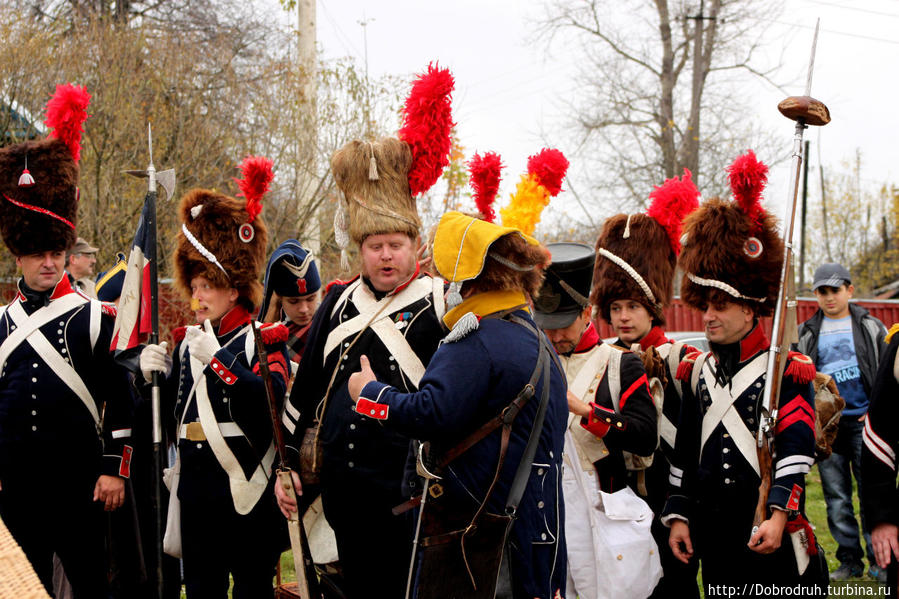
[119,445,133,478]
[209,357,237,385]
[581,403,618,438]
[356,397,389,420]
[786,484,802,511]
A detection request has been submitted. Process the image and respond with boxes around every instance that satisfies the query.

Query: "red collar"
[389,262,421,296]
[573,321,600,353]
[738,323,769,362]
[639,326,671,350]
[16,274,77,302]
[206,305,251,336]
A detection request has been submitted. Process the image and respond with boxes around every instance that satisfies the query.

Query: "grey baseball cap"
[812,263,851,291]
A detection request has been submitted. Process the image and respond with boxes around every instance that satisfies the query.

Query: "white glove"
[140,342,172,381]
[186,320,220,365]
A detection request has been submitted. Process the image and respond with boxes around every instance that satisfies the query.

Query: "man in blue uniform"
[274,138,447,599]
[535,241,658,599]
[0,84,134,598]
[586,169,701,598]
[663,152,818,592]
[347,210,568,599]
[140,156,290,598]
[259,239,322,364]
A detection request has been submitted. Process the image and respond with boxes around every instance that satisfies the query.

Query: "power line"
[758,17,899,46]
[801,0,899,19]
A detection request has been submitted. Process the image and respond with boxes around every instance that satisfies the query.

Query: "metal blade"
[805,19,820,97]
[156,169,176,202]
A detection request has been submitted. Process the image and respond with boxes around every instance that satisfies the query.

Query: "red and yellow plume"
[44,83,91,163]
[235,155,274,224]
[647,168,701,255]
[398,63,455,197]
[500,148,569,235]
[727,150,769,234]
[468,151,503,223]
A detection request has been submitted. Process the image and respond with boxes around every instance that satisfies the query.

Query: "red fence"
[593,297,899,339]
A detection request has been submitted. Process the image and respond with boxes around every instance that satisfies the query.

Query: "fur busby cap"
[0,84,90,256]
[592,168,700,324]
[174,156,272,311]
[331,137,420,245]
[679,151,783,316]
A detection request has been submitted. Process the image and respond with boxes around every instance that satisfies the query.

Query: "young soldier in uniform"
[140,156,290,598]
[590,170,701,598]
[259,240,321,364]
[534,242,658,599]
[663,152,818,592]
[0,84,134,598]
[275,144,448,597]
[348,210,568,599]
[861,325,899,598]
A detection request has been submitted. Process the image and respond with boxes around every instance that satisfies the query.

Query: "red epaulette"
[172,326,187,345]
[676,350,703,382]
[260,322,289,344]
[325,274,359,295]
[785,351,816,384]
[100,302,117,318]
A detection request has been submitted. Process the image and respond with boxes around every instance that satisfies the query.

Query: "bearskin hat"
[174,156,272,311]
[679,151,784,316]
[0,84,90,255]
[591,169,700,324]
[331,64,454,266]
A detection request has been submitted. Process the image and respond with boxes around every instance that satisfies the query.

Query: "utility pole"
[358,15,375,140]
[295,0,319,254]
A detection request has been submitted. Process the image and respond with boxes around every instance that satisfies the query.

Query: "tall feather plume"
[44,83,91,163]
[235,155,274,224]
[727,150,769,234]
[398,63,455,197]
[527,148,569,196]
[468,151,503,223]
[500,148,569,235]
[647,168,701,255]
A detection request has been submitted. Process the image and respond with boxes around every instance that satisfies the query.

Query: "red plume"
[235,155,274,224]
[727,150,769,233]
[468,152,503,223]
[44,83,91,163]
[647,168,701,255]
[398,63,455,197]
[527,148,569,196]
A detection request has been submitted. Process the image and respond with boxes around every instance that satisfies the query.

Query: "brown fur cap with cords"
[591,213,674,325]
[331,138,420,245]
[679,197,783,316]
[174,188,268,311]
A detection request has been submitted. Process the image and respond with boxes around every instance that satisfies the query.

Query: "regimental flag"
[111,196,154,368]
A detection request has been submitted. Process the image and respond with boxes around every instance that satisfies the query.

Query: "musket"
[125,124,175,599]
[752,20,830,536]
[249,321,319,598]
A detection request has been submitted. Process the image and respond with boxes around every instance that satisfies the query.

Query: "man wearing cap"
[346,210,568,599]
[663,152,818,590]
[585,170,701,599]
[534,242,660,598]
[139,157,291,597]
[66,236,99,298]
[259,239,321,364]
[797,262,886,581]
[274,138,447,599]
[0,84,134,598]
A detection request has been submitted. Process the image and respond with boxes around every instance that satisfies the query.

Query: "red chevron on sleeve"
[775,395,815,434]
[619,374,649,410]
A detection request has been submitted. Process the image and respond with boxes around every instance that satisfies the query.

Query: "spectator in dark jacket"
[797,262,887,582]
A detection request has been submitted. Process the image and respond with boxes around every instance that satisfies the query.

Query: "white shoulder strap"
[569,344,611,402]
[607,346,623,413]
[0,293,86,370]
[691,351,710,396]
[666,342,685,399]
[431,275,446,323]
[89,299,101,350]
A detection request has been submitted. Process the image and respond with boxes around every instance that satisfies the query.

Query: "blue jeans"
[818,417,874,566]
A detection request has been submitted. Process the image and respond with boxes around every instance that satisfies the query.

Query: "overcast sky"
[283,0,899,234]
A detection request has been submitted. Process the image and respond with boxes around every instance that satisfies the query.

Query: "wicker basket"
[0,514,51,598]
